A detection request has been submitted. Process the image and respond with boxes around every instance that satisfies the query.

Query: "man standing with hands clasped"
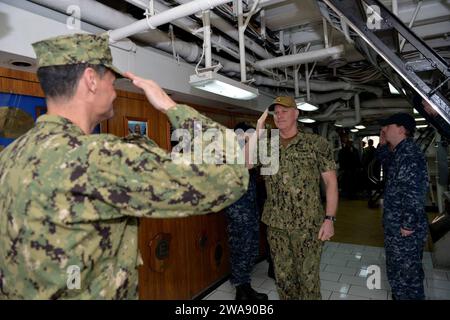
[377,113,429,300]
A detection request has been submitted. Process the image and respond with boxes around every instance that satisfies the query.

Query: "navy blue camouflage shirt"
[376,138,429,235]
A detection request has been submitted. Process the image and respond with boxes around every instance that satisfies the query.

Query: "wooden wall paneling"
[138,217,193,299]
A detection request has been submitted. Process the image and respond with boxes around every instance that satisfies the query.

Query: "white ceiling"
[0,0,449,133]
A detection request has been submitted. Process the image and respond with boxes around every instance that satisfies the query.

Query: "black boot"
[267,262,275,280]
[235,283,268,300]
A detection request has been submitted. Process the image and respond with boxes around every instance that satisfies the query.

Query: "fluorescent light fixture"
[415,118,426,122]
[416,124,428,128]
[389,82,400,95]
[350,129,359,132]
[355,125,366,129]
[296,101,318,111]
[189,71,258,100]
[298,118,316,123]
[413,108,419,114]
[334,123,343,127]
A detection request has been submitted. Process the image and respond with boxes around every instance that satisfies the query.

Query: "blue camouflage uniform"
[225,169,259,286]
[377,138,429,300]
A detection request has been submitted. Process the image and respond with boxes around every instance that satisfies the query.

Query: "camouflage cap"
[32,33,123,77]
[269,96,297,111]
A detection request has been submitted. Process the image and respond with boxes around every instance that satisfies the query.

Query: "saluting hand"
[256,109,269,138]
[124,72,176,113]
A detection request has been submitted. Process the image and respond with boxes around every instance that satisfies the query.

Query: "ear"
[294,108,299,119]
[82,67,98,93]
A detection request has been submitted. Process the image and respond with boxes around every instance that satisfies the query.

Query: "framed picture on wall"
[124,116,149,136]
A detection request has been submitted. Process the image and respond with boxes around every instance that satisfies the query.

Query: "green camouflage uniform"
[0,105,248,299]
[0,33,248,299]
[262,131,336,300]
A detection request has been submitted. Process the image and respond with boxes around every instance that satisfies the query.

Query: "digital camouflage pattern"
[225,170,259,287]
[32,33,123,77]
[267,227,322,300]
[261,131,335,300]
[377,138,428,300]
[262,131,336,231]
[0,104,248,299]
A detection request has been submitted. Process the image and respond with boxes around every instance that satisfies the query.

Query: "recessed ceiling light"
[350,129,359,132]
[298,118,316,123]
[296,101,318,111]
[355,125,366,129]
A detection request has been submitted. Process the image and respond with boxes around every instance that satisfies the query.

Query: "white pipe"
[305,63,310,101]
[237,0,247,82]
[313,102,344,120]
[392,0,398,16]
[255,45,344,70]
[293,44,300,97]
[125,0,280,79]
[109,0,232,41]
[340,16,352,44]
[127,0,242,61]
[323,17,329,48]
[176,0,273,59]
[399,0,423,52]
[339,93,361,127]
[260,9,266,40]
[31,0,199,62]
[252,75,381,97]
[202,10,212,68]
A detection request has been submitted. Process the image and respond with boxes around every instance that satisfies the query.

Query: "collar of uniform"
[393,137,411,154]
[36,114,85,135]
[280,131,302,148]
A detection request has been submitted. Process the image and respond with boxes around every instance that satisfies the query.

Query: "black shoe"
[235,283,268,300]
[267,262,275,280]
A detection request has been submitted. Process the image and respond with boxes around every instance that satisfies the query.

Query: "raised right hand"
[256,109,269,137]
[124,72,176,113]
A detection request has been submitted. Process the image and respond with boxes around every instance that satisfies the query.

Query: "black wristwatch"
[324,215,336,222]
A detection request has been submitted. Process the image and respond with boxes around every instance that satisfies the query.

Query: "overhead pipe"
[30,0,252,77]
[237,0,247,82]
[336,93,361,127]
[125,0,278,79]
[315,108,410,122]
[109,0,232,41]
[313,101,344,120]
[254,45,344,70]
[252,75,381,100]
[399,0,423,52]
[126,0,241,61]
[309,91,355,105]
[31,0,201,62]
[176,0,273,59]
[202,10,212,68]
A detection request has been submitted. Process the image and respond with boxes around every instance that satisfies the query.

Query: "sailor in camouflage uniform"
[256,97,338,300]
[0,33,248,299]
[225,123,267,300]
[377,113,428,300]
